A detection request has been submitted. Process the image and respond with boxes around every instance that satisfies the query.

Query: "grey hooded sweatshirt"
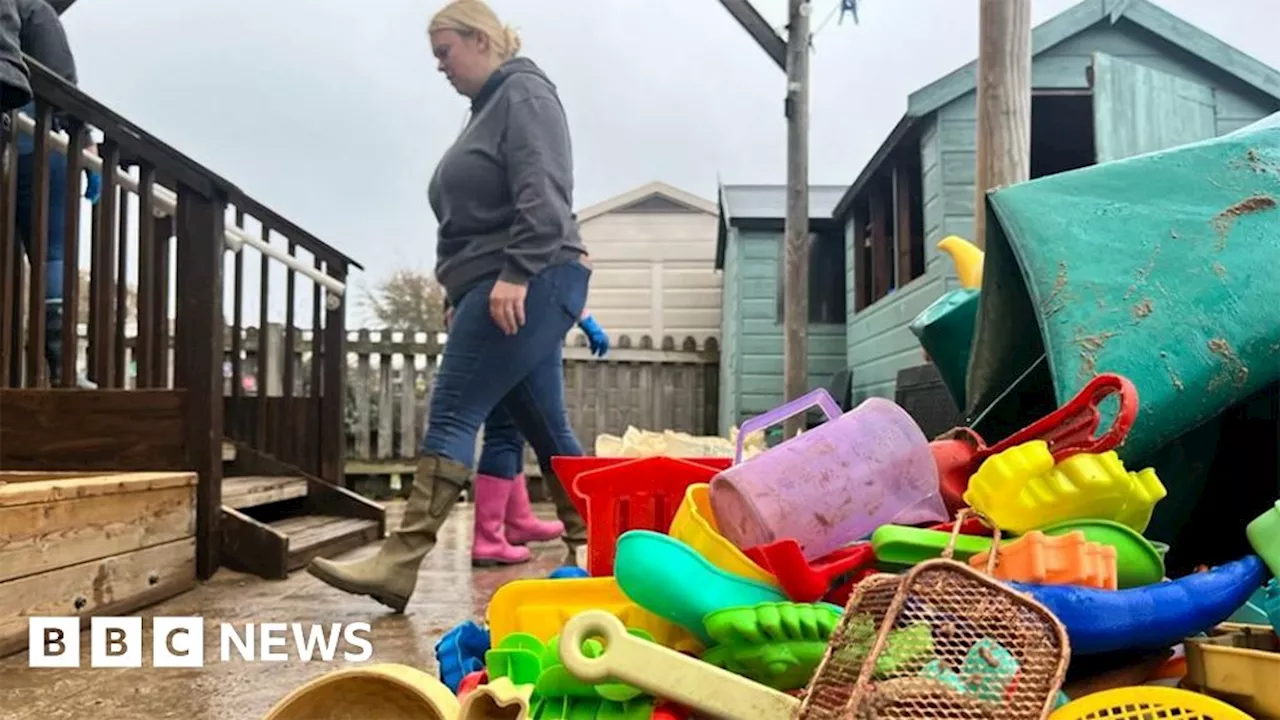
[428,57,587,304]
[0,0,31,113]
[16,0,77,86]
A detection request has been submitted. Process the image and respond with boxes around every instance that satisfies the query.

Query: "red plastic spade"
[931,373,1139,515]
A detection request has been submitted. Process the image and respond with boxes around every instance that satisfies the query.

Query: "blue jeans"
[422,260,588,486]
[15,119,70,382]
[478,405,527,479]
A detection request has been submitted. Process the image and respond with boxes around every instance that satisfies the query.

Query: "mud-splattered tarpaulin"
[964,112,1280,534]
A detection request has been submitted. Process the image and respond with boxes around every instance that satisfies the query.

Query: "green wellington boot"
[306,455,469,613]
[542,471,588,564]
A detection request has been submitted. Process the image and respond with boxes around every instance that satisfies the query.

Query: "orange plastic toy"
[970,530,1119,589]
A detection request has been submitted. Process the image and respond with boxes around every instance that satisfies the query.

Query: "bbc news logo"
[28,617,373,668]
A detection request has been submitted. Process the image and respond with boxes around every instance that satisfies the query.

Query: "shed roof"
[714,183,847,269]
[831,0,1280,221]
[576,181,716,223]
[719,184,847,223]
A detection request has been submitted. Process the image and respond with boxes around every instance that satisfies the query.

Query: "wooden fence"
[69,325,720,476]
[341,330,721,476]
[80,324,720,476]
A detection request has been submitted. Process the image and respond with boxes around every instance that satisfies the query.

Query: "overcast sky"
[57,0,1278,326]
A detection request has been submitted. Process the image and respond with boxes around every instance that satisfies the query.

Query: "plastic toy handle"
[748,540,877,602]
[559,611,799,720]
[734,388,843,464]
[980,373,1139,463]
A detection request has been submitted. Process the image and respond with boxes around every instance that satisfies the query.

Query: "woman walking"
[470,310,609,567]
[308,0,590,612]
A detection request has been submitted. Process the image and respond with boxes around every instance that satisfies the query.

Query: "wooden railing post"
[0,110,18,387]
[174,186,226,580]
[24,102,51,388]
[319,261,348,487]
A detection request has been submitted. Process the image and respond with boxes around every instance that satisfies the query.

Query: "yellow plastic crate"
[1184,623,1280,719]
[1050,686,1253,719]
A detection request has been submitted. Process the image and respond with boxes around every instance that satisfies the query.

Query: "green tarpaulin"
[966,114,1280,547]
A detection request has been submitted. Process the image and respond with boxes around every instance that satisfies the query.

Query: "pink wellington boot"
[471,474,532,567]
[504,474,566,546]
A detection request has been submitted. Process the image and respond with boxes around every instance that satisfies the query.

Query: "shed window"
[852,150,924,312]
[776,228,847,325]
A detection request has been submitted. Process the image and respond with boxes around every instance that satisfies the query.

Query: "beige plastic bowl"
[263,663,460,720]
[1183,623,1280,720]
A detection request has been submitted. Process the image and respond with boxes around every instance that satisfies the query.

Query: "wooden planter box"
[0,470,199,658]
[1184,623,1280,719]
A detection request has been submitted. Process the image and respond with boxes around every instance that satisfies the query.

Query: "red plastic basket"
[549,455,733,520]
[571,456,721,576]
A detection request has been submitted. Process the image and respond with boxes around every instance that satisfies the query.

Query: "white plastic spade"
[558,610,799,720]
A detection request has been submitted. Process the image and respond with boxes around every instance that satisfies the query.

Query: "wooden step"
[275,515,381,572]
[220,511,381,579]
[222,475,308,510]
[217,443,386,580]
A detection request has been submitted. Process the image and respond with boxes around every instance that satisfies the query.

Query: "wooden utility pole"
[782,0,811,439]
[972,0,1032,249]
[716,0,823,438]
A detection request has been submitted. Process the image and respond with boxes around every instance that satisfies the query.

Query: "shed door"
[1090,52,1217,163]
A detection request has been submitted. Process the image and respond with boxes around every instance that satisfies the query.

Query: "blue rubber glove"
[578,314,609,357]
[84,169,101,205]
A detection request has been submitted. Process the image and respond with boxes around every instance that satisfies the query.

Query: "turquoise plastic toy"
[918,638,1019,703]
[1263,578,1280,633]
[958,639,1019,702]
[613,530,789,645]
[1226,583,1274,625]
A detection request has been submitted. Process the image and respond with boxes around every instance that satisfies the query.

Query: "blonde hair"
[429,0,522,62]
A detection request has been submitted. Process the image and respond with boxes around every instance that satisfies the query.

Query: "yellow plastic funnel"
[937,235,984,289]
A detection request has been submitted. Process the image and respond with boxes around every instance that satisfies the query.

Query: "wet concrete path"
[0,504,567,720]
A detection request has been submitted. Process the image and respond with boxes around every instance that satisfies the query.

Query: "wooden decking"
[0,470,199,657]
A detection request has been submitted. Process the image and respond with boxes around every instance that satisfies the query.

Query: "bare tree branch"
[362,268,446,333]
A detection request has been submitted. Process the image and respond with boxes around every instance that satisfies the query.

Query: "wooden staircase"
[219,441,385,580]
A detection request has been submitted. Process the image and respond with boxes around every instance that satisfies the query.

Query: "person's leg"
[14,138,69,386]
[13,103,34,281]
[42,150,67,385]
[499,328,589,557]
[470,405,533,566]
[307,260,590,610]
[476,402,565,546]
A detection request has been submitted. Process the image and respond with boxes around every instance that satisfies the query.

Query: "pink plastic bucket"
[709,389,946,561]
